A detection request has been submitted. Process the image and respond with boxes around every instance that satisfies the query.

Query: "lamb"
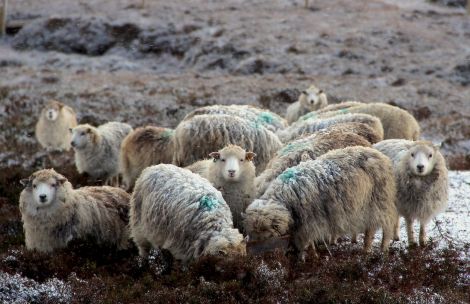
[285,85,328,124]
[35,100,78,152]
[244,146,398,260]
[255,128,371,197]
[71,122,133,186]
[120,126,174,190]
[277,113,384,143]
[19,169,130,252]
[129,164,247,262]
[183,105,288,132]
[374,140,448,246]
[186,145,256,231]
[299,102,420,140]
[172,114,283,173]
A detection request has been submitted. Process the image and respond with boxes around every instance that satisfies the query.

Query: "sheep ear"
[318,89,323,94]
[245,152,256,161]
[433,142,442,149]
[86,128,92,134]
[57,177,67,185]
[20,178,31,187]
[57,102,64,109]
[301,90,308,95]
[69,128,73,133]
[209,152,220,160]
[242,235,249,244]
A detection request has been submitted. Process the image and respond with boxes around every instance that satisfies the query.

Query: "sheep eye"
[51,183,57,188]
[33,185,37,189]
[411,153,415,157]
[80,132,86,136]
[240,159,244,162]
[221,159,225,162]
[428,154,433,158]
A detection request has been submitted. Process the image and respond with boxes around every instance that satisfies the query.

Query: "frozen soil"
[0,0,469,302]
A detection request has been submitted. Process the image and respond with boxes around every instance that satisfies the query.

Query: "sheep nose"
[71,141,76,147]
[417,164,424,171]
[228,170,236,176]
[39,194,47,202]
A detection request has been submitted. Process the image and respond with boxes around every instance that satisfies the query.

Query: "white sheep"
[374,140,448,246]
[71,122,133,186]
[35,100,78,152]
[277,113,384,143]
[255,126,371,197]
[172,114,282,173]
[183,105,288,132]
[186,145,256,232]
[119,126,174,190]
[285,85,328,124]
[244,146,398,260]
[129,164,247,262]
[19,169,130,252]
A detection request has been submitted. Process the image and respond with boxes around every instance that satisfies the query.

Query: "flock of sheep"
[20,85,448,263]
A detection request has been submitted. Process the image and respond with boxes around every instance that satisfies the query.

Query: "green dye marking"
[279,168,299,183]
[339,109,349,114]
[300,112,317,121]
[199,195,219,211]
[161,129,174,138]
[279,142,310,156]
[258,112,275,124]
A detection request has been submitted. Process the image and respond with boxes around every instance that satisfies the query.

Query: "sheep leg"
[363,228,374,253]
[405,217,416,246]
[393,216,400,241]
[419,222,427,246]
[351,233,358,244]
[381,226,393,252]
[329,234,337,245]
[134,237,151,258]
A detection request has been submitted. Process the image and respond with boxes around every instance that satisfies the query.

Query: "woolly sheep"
[186,145,256,231]
[183,105,288,132]
[277,113,384,143]
[300,102,420,140]
[285,85,328,124]
[129,164,247,262]
[308,101,365,115]
[244,146,398,260]
[374,140,448,246]
[172,114,282,173]
[19,169,130,252]
[120,126,174,190]
[71,122,133,186]
[255,127,371,197]
[35,100,78,151]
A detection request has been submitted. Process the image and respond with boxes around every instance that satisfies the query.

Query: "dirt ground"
[0,0,469,302]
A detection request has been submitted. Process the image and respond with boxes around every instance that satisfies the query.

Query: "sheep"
[255,127,371,197]
[183,105,288,132]
[305,101,365,116]
[129,164,247,262]
[299,102,420,140]
[277,113,384,143]
[71,122,133,186]
[35,100,78,152]
[19,169,130,252]
[172,114,283,173]
[285,85,328,124]
[244,146,398,260]
[119,126,174,190]
[186,145,256,232]
[373,139,448,246]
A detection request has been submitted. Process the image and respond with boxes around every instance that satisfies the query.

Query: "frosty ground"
[0,0,469,303]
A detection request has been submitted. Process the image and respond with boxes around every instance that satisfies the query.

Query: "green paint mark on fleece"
[199,195,219,211]
[279,168,299,183]
[300,112,317,121]
[339,109,349,114]
[161,129,174,138]
[258,112,275,124]
[278,142,310,156]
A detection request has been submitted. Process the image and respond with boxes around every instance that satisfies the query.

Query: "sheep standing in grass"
[186,145,256,231]
[277,113,384,143]
[244,146,397,260]
[300,102,420,140]
[120,126,174,190]
[374,140,448,246]
[129,164,246,262]
[71,122,132,186]
[35,100,77,152]
[255,128,371,197]
[172,114,282,173]
[285,85,328,124]
[19,169,130,252]
[183,105,288,132]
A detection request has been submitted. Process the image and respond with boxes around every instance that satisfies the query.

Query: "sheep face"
[244,199,292,241]
[204,228,247,258]
[407,143,438,176]
[42,100,62,121]
[209,145,256,182]
[299,86,327,111]
[71,125,95,149]
[20,169,67,209]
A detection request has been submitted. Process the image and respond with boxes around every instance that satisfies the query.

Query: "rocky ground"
[0,0,469,302]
